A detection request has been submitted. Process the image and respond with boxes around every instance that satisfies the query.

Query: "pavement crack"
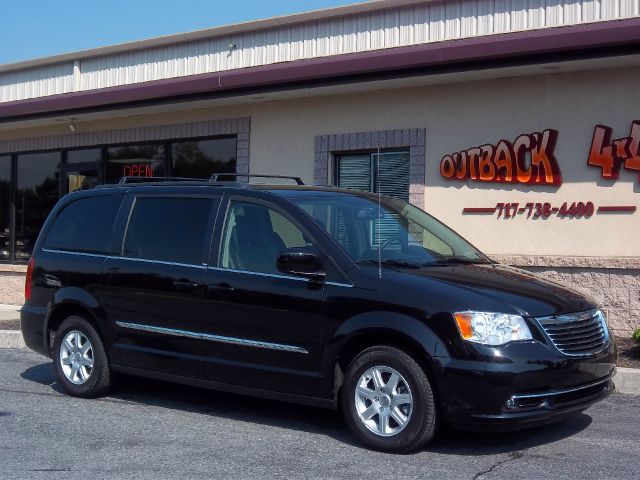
[472,451,525,480]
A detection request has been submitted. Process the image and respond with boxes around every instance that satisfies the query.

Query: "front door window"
[220,201,313,275]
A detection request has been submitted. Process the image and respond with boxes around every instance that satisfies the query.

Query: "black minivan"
[21,175,616,452]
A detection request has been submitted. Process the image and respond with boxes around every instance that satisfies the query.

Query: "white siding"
[1,0,639,103]
[0,62,74,102]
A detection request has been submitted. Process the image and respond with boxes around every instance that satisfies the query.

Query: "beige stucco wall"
[246,68,640,258]
[2,65,639,259]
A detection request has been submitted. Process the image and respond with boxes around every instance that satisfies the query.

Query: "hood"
[377,263,596,318]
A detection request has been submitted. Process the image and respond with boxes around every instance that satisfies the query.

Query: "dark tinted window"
[0,156,10,261]
[16,152,61,261]
[44,195,123,254]
[124,197,213,265]
[172,137,237,179]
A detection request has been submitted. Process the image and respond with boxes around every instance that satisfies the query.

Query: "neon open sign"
[122,164,154,177]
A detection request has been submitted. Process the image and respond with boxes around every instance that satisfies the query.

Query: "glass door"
[62,162,99,194]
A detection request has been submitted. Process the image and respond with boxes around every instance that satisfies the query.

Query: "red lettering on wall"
[588,121,640,180]
[440,129,562,186]
[624,121,640,180]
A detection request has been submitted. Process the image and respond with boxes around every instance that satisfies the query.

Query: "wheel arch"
[328,312,446,405]
[45,288,105,349]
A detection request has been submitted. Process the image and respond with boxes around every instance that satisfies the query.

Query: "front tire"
[53,316,112,398]
[341,346,438,452]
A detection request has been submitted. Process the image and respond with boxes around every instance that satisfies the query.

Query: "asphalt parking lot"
[1,349,638,480]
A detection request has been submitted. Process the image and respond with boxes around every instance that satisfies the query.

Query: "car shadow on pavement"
[21,361,593,455]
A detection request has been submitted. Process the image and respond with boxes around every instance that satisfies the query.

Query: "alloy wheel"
[354,365,413,437]
[59,330,94,385]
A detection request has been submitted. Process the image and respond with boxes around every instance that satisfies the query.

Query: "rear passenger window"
[123,197,213,265]
[44,195,122,254]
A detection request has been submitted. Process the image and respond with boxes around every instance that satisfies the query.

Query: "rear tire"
[341,345,438,453]
[53,316,112,398]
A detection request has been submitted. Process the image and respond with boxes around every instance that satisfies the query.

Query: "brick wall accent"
[491,255,640,335]
[314,128,426,206]
[0,117,252,174]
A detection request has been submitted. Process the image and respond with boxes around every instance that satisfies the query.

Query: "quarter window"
[220,201,313,274]
[44,195,123,255]
[123,197,214,265]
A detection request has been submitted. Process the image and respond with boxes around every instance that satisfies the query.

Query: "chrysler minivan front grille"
[536,310,609,356]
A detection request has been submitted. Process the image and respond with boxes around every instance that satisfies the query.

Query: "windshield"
[290,193,489,267]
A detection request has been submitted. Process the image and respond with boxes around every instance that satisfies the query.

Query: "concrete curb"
[0,304,20,311]
[614,368,640,395]
[0,330,25,348]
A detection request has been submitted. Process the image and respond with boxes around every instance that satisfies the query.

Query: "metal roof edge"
[1,17,639,123]
[0,0,430,74]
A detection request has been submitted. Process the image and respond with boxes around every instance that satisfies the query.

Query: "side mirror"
[277,247,325,281]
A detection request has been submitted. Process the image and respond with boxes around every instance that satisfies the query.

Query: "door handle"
[173,280,199,292]
[207,283,236,294]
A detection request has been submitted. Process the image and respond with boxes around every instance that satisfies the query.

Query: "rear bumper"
[20,304,50,357]
[436,339,616,429]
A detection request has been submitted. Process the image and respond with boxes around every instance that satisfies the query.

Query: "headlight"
[454,312,532,346]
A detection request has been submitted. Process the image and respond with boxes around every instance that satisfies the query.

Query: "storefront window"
[0,156,11,261]
[67,148,102,164]
[15,152,61,261]
[65,148,102,193]
[107,144,165,184]
[172,137,237,179]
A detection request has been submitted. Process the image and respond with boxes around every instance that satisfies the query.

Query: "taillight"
[25,257,34,302]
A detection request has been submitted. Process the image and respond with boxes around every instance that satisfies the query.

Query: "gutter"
[1,18,640,123]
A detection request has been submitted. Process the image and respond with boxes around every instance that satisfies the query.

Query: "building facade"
[1,0,639,334]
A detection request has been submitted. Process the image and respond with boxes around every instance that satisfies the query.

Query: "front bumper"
[435,338,616,429]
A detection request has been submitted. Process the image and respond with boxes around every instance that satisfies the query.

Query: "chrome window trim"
[115,255,207,270]
[115,321,309,354]
[208,266,353,287]
[42,248,108,259]
[42,250,354,284]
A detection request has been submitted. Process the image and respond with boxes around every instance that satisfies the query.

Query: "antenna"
[377,143,382,279]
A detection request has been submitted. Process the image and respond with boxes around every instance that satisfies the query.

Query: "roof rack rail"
[118,176,205,184]
[209,173,304,185]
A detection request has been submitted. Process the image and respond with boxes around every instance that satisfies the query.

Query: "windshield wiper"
[357,259,422,269]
